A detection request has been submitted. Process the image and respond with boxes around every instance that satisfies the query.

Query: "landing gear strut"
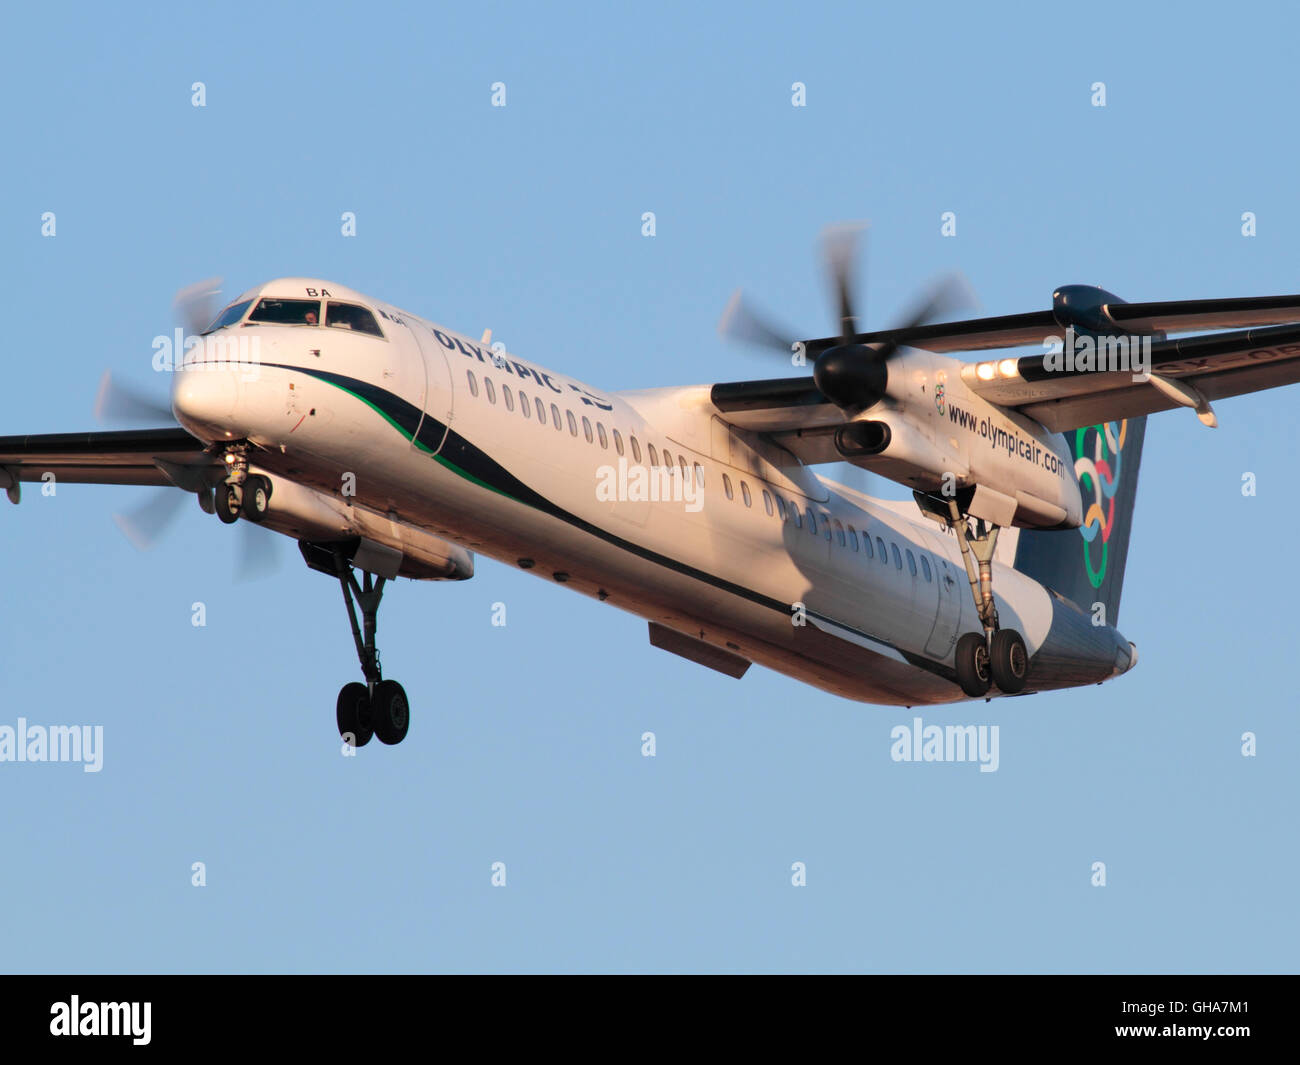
[937,498,1029,697]
[215,444,249,524]
[332,549,409,747]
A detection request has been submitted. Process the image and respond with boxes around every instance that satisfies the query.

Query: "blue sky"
[1,1,1296,972]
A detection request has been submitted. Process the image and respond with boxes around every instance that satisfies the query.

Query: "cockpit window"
[202,299,252,334]
[248,298,321,326]
[325,302,384,337]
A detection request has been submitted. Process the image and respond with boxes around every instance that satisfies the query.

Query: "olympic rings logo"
[1074,420,1127,589]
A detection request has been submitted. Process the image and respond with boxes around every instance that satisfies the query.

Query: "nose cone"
[172,366,240,440]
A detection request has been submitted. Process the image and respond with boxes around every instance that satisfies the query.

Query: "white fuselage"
[172,279,1132,706]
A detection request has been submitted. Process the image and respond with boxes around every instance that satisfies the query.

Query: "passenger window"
[834,520,845,547]
[693,463,704,488]
[467,371,479,398]
[821,513,832,542]
[662,449,674,473]
[503,385,515,412]
[566,410,578,436]
[485,378,496,404]
[551,403,562,430]
[630,436,642,463]
[776,496,787,521]
[613,429,624,456]
[922,556,932,582]
[248,297,321,326]
[535,397,546,424]
[891,543,902,569]
[519,391,530,418]
[581,416,593,443]
[325,302,384,337]
[807,509,817,535]
[741,481,752,507]
[722,473,734,500]
[863,533,873,558]
[648,443,658,467]
[792,505,802,528]
[877,536,887,562]
[906,549,917,576]
[762,489,774,516]
[679,456,690,481]
[597,423,608,448]
[847,525,859,551]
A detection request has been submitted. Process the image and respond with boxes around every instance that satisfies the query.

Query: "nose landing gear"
[210,445,271,524]
[331,549,410,748]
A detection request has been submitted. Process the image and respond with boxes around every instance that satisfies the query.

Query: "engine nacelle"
[252,471,474,581]
[834,412,967,493]
[835,411,1080,530]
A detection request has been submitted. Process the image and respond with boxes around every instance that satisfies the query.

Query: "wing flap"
[1017,355,1300,432]
[960,323,1300,432]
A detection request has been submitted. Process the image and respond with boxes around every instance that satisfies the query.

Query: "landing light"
[998,359,1018,377]
[976,362,996,380]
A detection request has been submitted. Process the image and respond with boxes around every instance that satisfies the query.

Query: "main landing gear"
[936,498,1029,699]
[330,549,410,748]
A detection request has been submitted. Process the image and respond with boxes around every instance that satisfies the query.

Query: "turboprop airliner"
[6,227,1300,747]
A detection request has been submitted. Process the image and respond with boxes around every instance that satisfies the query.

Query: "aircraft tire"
[242,475,271,523]
[955,632,992,697]
[337,682,374,747]
[371,680,410,746]
[990,629,1029,694]
[214,483,241,524]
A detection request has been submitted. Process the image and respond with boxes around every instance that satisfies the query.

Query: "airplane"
[5,226,1300,748]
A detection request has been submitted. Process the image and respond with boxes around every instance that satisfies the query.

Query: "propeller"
[112,487,188,549]
[822,221,868,341]
[97,276,279,578]
[172,276,224,338]
[96,275,228,426]
[719,223,974,413]
[113,484,282,579]
[234,521,282,583]
[94,370,175,425]
[716,289,801,357]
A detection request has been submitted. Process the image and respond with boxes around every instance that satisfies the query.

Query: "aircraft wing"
[798,292,1300,357]
[711,316,1300,450]
[707,377,845,466]
[0,427,222,491]
[961,322,1300,433]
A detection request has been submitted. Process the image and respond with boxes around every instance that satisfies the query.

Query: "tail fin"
[1013,417,1147,626]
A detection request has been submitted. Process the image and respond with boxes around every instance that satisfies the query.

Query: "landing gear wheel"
[371,680,410,745]
[990,629,1029,694]
[336,682,373,747]
[242,475,271,523]
[214,483,241,524]
[955,632,992,697]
